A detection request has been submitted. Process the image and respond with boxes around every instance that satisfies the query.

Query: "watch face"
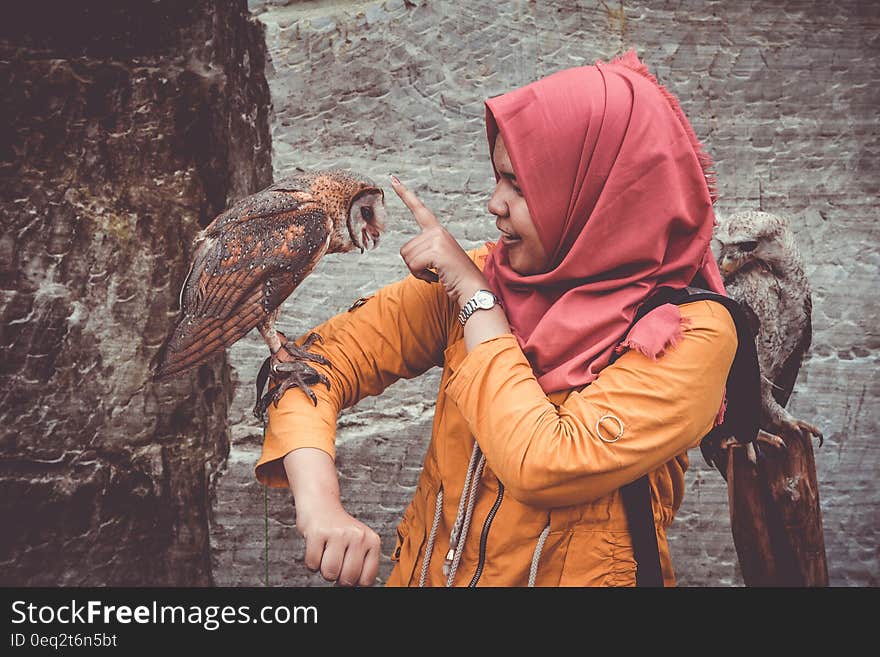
[475,290,495,308]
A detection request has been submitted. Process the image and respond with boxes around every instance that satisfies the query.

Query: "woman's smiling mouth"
[497,226,521,244]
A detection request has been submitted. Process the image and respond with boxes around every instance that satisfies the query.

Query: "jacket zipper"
[468,481,505,587]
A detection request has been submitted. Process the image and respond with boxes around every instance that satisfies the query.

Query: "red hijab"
[482,50,726,395]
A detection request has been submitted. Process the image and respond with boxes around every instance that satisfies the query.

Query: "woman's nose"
[487,184,507,217]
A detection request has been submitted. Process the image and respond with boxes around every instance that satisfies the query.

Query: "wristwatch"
[458,289,500,326]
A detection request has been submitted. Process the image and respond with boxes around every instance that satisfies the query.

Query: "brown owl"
[714,209,822,449]
[713,209,828,586]
[152,169,385,417]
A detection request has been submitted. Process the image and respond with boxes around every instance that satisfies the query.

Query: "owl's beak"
[359,193,386,252]
[719,255,737,275]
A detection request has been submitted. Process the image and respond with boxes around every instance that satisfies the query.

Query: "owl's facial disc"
[347,190,386,253]
[719,239,760,276]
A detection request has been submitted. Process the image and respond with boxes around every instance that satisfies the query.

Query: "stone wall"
[212,0,877,587]
[0,0,272,584]
[2,0,874,588]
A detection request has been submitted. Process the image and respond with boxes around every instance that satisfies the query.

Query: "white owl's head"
[714,210,789,279]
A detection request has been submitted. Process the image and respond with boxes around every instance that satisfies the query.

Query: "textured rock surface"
[213,0,878,587]
[0,0,272,584]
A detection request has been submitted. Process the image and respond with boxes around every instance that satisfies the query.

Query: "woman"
[255,50,736,587]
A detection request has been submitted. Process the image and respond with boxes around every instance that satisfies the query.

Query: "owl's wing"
[738,297,762,338]
[201,185,308,238]
[152,204,330,380]
[771,294,812,408]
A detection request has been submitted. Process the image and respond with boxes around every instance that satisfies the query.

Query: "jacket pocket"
[388,486,431,587]
[558,530,637,587]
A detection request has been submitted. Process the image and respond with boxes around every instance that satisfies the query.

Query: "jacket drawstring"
[445,441,482,569]
[418,485,444,587]
[418,441,485,587]
[418,440,552,587]
[528,522,551,587]
[419,441,486,586]
[446,446,486,586]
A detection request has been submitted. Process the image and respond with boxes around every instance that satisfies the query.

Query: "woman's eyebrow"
[491,155,518,180]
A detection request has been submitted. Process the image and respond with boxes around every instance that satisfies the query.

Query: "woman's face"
[488,134,550,275]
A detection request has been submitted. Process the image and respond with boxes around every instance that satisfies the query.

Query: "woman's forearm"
[282,447,382,586]
[463,304,511,351]
[282,447,343,514]
[457,281,513,351]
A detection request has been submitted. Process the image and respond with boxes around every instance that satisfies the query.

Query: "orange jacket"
[256,243,737,586]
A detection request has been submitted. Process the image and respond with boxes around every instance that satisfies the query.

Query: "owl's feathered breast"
[725,263,812,400]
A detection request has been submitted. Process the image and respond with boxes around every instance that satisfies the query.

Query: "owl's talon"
[272,361,297,374]
[302,332,324,348]
[300,385,318,407]
[780,418,823,448]
[798,421,823,448]
[746,442,758,465]
[253,347,332,420]
[282,338,331,367]
[757,429,786,450]
[263,358,328,412]
[253,387,274,421]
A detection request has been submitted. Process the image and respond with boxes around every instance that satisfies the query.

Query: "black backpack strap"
[612,287,762,587]
[620,477,664,586]
[675,287,762,471]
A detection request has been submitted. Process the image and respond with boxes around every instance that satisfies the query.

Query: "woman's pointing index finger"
[390,175,440,231]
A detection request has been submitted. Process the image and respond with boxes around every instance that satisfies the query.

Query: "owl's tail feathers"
[150,328,213,381]
[150,314,254,381]
[150,335,208,383]
[150,328,228,381]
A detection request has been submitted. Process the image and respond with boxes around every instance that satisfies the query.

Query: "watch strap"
[458,289,498,326]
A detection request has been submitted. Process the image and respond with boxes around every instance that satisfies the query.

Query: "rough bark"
[0,0,272,585]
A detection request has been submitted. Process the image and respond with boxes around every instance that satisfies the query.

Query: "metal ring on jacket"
[596,414,625,443]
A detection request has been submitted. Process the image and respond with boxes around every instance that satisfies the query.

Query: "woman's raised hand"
[391,175,489,307]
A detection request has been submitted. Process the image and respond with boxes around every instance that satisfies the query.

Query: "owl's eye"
[740,240,759,252]
[361,206,374,221]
